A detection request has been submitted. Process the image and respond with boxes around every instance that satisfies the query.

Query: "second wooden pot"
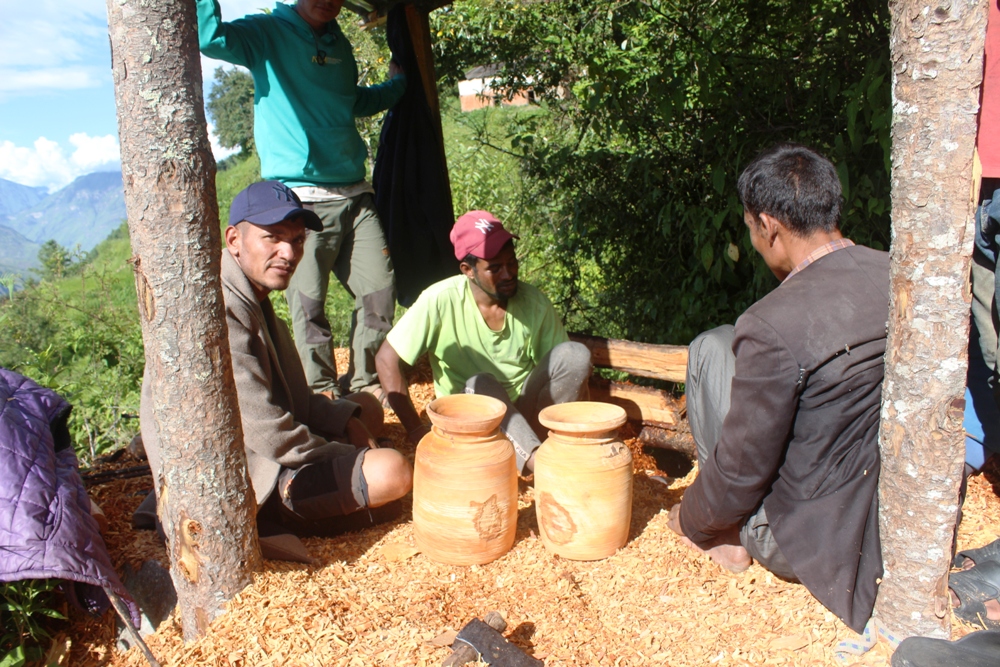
[534,401,632,560]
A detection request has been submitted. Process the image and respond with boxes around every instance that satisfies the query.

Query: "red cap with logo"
[450,210,519,261]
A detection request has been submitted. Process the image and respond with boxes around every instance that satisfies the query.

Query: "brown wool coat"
[141,249,358,506]
[679,245,889,633]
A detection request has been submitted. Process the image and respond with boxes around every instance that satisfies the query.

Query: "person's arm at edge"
[375,340,427,443]
[196,0,260,67]
[353,60,407,117]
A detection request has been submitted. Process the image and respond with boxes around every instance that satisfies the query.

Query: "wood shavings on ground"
[70,350,1000,666]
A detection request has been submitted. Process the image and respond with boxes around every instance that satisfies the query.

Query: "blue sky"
[0,0,267,192]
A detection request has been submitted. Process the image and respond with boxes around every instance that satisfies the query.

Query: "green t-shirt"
[386,275,569,401]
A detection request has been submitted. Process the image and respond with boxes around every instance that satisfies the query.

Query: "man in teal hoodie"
[198,0,406,398]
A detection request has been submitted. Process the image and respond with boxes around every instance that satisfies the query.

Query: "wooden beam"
[570,333,688,383]
[586,379,678,427]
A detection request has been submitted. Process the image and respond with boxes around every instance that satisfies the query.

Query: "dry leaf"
[769,635,810,651]
[380,542,420,562]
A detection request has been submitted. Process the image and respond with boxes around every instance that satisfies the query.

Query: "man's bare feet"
[951,588,1000,621]
[667,504,753,573]
[705,541,752,573]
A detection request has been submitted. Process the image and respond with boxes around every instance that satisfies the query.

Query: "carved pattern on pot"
[538,491,577,545]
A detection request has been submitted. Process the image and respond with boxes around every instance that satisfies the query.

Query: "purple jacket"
[0,368,137,624]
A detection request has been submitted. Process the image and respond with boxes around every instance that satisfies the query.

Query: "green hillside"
[0,90,534,465]
[0,159,260,463]
[0,224,41,275]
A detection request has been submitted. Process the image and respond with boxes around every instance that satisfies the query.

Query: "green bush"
[0,580,65,667]
[432,0,891,343]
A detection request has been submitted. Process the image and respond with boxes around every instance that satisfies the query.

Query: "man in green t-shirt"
[375,210,592,473]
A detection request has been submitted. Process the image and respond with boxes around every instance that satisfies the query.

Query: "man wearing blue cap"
[197,0,405,402]
[140,182,411,545]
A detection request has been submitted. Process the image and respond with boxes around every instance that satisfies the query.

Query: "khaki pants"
[286,194,395,395]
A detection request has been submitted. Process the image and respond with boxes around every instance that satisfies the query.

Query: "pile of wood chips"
[70,351,1000,667]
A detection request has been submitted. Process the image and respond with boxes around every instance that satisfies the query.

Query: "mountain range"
[0,172,127,275]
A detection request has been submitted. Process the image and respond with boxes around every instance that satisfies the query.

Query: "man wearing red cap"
[375,210,592,473]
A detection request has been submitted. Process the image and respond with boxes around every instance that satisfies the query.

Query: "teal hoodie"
[198,0,406,187]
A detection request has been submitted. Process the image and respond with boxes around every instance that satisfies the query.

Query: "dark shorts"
[278,447,370,519]
[259,447,403,538]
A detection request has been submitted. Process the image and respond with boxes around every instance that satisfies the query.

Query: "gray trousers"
[465,341,592,474]
[286,194,395,395]
[686,325,797,580]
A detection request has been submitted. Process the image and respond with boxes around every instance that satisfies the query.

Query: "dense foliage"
[432,0,891,343]
[207,67,256,156]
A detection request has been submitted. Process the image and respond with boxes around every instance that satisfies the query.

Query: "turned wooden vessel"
[534,401,632,560]
[413,394,518,565]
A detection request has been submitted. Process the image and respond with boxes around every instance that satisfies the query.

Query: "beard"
[472,273,518,303]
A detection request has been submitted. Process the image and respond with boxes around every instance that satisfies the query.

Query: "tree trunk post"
[876,0,988,639]
[106,0,262,640]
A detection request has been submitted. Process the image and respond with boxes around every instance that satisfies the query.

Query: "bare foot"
[675,530,752,573]
[951,588,1000,620]
[706,542,752,573]
[668,504,753,573]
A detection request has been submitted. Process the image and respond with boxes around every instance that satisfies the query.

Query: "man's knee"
[690,325,735,365]
[551,341,593,375]
[292,291,333,344]
[361,285,395,333]
[362,448,413,507]
[688,325,736,380]
[465,372,508,400]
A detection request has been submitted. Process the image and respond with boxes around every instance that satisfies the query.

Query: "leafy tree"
[207,66,256,156]
[36,240,72,282]
[432,0,891,345]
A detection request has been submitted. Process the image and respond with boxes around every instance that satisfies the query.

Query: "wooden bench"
[568,332,689,429]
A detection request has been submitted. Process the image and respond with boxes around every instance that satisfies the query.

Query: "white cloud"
[0,127,237,191]
[0,67,103,92]
[0,0,109,96]
[0,0,266,97]
[0,134,120,191]
[68,133,121,171]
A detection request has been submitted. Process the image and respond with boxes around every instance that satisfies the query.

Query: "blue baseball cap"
[228,181,323,231]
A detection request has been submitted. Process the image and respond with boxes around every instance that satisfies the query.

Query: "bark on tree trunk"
[875,0,988,639]
[106,0,262,641]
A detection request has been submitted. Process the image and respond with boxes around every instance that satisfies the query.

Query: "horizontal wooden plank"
[570,333,689,383]
[586,379,678,427]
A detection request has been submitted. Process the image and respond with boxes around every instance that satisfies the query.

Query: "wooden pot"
[534,401,632,560]
[413,394,518,565]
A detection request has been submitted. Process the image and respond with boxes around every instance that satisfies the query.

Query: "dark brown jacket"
[141,250,358,506]
[679,244,889,632]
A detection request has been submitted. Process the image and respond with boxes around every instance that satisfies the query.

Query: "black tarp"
[373,6,458,307]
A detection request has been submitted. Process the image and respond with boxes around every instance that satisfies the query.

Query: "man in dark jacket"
[668,143,888,633]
